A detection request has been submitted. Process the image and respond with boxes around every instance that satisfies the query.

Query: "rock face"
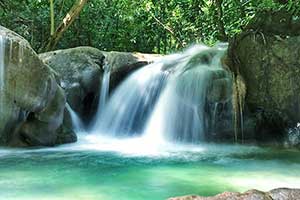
[168,188,300,200]
[0,26,72,146]
[228,10,300,143]
[16,87,67,146]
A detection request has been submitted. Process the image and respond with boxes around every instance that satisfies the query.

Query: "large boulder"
[13,87,67,146]
[228,10,300,142]
[0,26,71,146]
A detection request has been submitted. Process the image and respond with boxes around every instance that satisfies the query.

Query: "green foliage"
[0,0,299,53]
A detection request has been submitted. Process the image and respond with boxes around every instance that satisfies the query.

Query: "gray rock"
[103,51,161,90]
[168,188,300,200]
[269,188,300,200]
[0,26,70,146]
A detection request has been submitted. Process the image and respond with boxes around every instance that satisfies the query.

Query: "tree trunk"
[42,0,88,52]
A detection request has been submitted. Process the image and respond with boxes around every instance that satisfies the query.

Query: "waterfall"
[90,62,168,136]
[66,103,85,134]
[0,35,5,115]
[89,60,111,130]
[91,44,231,143]
[98,61,111,111]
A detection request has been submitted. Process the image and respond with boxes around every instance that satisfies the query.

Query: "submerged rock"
[0,26,72,146]
[168,188,300,200]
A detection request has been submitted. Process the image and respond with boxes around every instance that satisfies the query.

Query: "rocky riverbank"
[169,188,300,200]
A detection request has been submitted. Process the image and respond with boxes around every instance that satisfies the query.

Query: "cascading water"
[0,35,5,92]
[143,45,231,143]
[66,103,85,133]
[90,44,232,144]
[0,35,5,115]
[89,60,111,131]
[98,61,111,111]
[67,61,112,134]
[91,61,168,136]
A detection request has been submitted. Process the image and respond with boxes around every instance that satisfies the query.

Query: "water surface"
[0,137,299,200]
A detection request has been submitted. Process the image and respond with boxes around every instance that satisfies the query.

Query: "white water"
[66,103,85,134]
[98,61,111,112]
[144,46,229,143]
[90,61,168,136]
[88,44,231,145]
[0,35,5,115]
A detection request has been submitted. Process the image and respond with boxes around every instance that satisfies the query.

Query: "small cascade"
[0,35,5,115]
[98,61,111,111]
[91,44,232,144]
[91,62,168,136]
[66,103,85,133]
[0,35,5,94]
[90,60,111,129]
[212,102,219,129]
[144,46,228,143]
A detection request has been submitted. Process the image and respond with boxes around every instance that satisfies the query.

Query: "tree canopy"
[0,0,299,53]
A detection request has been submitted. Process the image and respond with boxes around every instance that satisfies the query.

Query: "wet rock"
[103,51,160,91]
[0,26,69,146]
[168,188,300,200]
[269,188,300,200]
[39,47,105,125]
[228,10,300,142]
